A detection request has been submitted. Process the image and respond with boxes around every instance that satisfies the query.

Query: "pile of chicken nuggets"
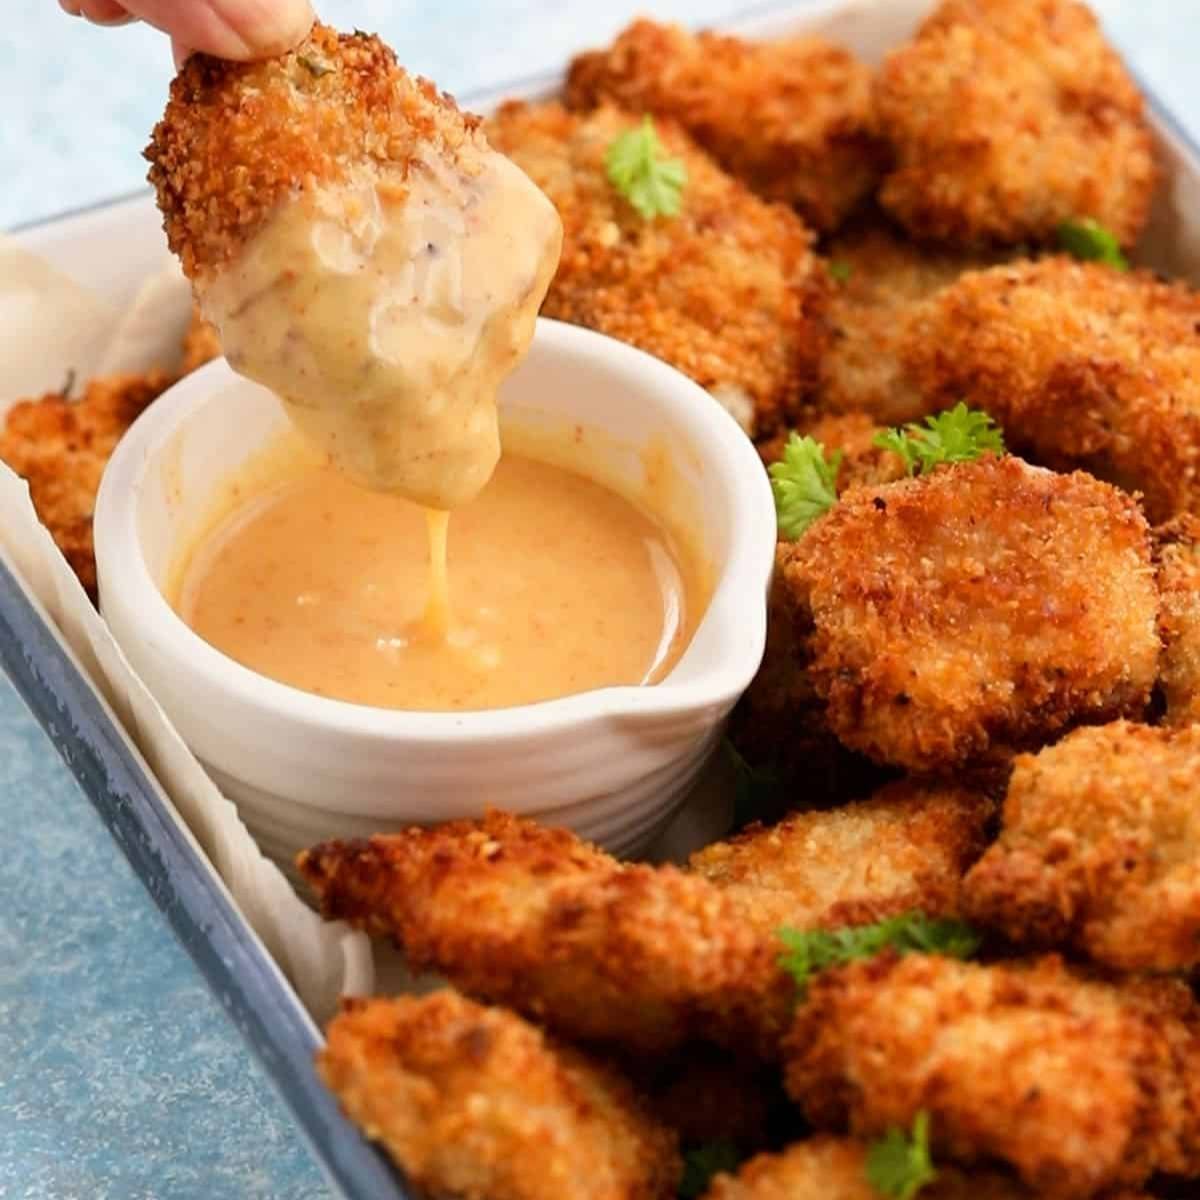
[10,1,1200,1196]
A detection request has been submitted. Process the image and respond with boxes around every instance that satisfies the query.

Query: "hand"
[58,0,315,66]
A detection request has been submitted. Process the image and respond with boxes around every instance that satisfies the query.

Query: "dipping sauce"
[199,148,562,511]
[172,446,706,711]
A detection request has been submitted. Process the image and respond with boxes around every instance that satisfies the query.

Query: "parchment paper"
[0,235,373,1024]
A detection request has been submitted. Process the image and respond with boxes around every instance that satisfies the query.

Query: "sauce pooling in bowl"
[172,444,707,711]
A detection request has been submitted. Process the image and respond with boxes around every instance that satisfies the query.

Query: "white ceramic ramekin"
[94,319,775,866]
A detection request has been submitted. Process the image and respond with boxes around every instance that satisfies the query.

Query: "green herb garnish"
[298,55,334,78]
[606,116,688,220]
[769,434,842,540]
[777,911,980,999]
[828,260,853,283]
[679,1141,742,1198]
[866,1112,938,1200]
[1057,218,1128,270]
[873,403,1005,476]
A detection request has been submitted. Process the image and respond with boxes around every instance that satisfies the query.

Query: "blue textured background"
[0,2,1194,1197]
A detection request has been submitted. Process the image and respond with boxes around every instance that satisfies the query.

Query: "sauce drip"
[200,150,562,510]
[174,452,704,712]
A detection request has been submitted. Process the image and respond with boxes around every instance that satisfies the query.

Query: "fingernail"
[59,0,83,16]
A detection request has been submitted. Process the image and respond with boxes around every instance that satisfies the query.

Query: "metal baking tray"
[5,2,1198,1197]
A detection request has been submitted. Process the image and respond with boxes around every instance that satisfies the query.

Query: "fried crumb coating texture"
[817,222,1007,425]
[0,372,171,599]
[565,20,883,232]
[297,810,794,1058]
[146,22,483,280]
[701,1136,1085,1199]
[1153,515,1200,726]
[758,412,908,492]
[778,456,1159,773]
[320,992,680,1200]
[783,954,1200,1197]
[689,779,992,938]
[874,0,1157,247]
[964,721,1200,971]
[485,100,826,437]
[901,258,1200,522]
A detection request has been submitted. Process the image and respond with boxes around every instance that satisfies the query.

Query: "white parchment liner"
[0,241,373,1023]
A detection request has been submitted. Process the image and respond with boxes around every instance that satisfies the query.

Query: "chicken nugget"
[874,0,1157,247]
[690,779,992,939]
[1154,515,1200,726]
[146,24,561,509]
[779,455,1159,772]
[700,1136,1085,1199]
[901,258,1200,523]
[0,372,171,599]
[486,100,826,438]
[297,810,794,1058]
[758,412,908,492]
[782,954,1200,1196]
[179,306,221,376]
[963,721,1200,971]
[320,991,680,1200]
[817,223,1006,425]
[565,20,883,232]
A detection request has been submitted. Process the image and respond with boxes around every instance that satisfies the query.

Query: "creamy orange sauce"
[172,449,705,711]
[199,149,562,510]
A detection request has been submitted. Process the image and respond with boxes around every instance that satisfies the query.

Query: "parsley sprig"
[873,403,1005,476]
[1057,218,1129,271]
[606,116,688,220]
[769,434,842,540]
[866,1112,939,1200]
[777,911,980,999]
[679,1140,742,1198]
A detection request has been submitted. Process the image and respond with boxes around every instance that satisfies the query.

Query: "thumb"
[125,0,315,61]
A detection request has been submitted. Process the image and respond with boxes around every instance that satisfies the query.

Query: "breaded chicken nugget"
[701,1136,1083,1199]
[0,372,171,599]
[565,20,883,232]
[779,456,1160,773]
[179,307,221,376]
[758,413,908,492]
[901,258,1200,523]
[690,779,992,938]
[1153,515,1200,726]
[145,24,478,282]
[298,811,794,1058]
[486,100,826,437]
[963,721,1200,971]
[320,991,680,1200]
[817,223,1005,425]
[783,954,1200,1197]
[874,0,1157,247]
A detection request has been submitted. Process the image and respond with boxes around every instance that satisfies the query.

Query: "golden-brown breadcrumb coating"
[564,20,883,233]
[701,1136,1076,1199]
[874,0,1157,247]
[320,992,680,1200]
[901,258,1200,523]
[485,100,826,438]
[758,412,908,492]
[817,222,1006,425]
[778,456,1159,773]
[0,372,171,599]
[297,810,794,1059]
[963,721,1200,971]
[145,23,483,281]
[1154,515,1200,726]
[689,779,992,938]
[783,953,1200,1197]
[179,307,222,376]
